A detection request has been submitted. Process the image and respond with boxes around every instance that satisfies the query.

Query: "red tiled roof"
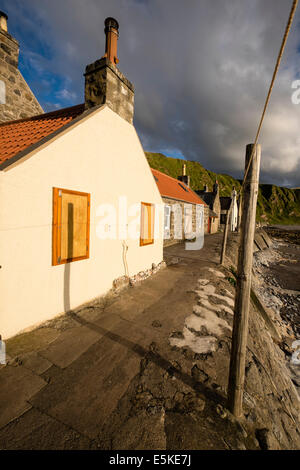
[151,168,207,206]
[0,104,85,166]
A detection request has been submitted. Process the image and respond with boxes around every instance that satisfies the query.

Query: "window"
[178,182,188,192]
[52,188,90,266]
[164,205,171,239]
[140,202,155,246]
[184,205,193,236]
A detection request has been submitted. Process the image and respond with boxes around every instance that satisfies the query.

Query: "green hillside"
[146,152,300,224]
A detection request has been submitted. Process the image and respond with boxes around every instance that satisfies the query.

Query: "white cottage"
[0,17,164,339]
[220,188,239,232]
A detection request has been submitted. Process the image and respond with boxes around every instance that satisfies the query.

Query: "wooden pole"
[227,143,261,418]
[236,194,242,234]
[220,202,232,265]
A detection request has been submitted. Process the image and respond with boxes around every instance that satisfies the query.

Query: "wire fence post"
[227,143,261,418]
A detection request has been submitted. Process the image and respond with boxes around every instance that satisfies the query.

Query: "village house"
[220,188,239,232]
[0,16,164,339]
[196,181,220,233]
[151,164,209,246]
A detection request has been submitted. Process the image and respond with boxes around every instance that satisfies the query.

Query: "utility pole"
[227,143,261,418]
[220,201,232,265]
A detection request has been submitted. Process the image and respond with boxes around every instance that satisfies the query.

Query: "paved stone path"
[1,233,299,450]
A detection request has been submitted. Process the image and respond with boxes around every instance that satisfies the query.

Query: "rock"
[182,393,206,413]
[216,404,227,419]
[152,320,162,328]
[191,364,209,383]
[236,441,247,450]
[173,392,185,403]
[236,421,248,438]
[255,428,279,450]
[112,275,129,291]
[149,342,159,354]
[246,409,257,423]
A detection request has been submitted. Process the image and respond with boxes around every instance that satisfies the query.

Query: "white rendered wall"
[0,106,164,339]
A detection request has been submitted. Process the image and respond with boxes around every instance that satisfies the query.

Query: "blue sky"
[1,0,300,186]
[1,0,82,110]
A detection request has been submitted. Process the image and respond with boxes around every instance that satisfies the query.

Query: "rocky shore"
[252,227,300,394]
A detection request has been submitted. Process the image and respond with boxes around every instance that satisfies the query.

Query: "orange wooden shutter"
[52,188,90,265]
[140,202,155,246]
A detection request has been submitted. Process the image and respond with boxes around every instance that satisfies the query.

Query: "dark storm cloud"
[2,0,300,186]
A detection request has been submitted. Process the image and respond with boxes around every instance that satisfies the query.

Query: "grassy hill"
[146,152,300,224]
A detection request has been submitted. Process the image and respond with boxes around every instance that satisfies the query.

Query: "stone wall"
[0,29,43,123]
[85,58,134,124]
[162,197,209,247]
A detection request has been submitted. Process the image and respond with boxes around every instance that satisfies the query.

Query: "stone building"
[0,11,43,123]
[220,188,238,232]
[151,166,209,247]
[196,181,220,233]
[0,17,164,339]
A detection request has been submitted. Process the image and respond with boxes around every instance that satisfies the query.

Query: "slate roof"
[151,169,207,206]
[220,197,232,211]
[196,191,218,210]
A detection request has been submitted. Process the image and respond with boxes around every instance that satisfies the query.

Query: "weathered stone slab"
[0,407,93,450]
[38,325,101,369]
[19,352,52,375]
[253,241,259,252]
[6,327,60,359]
[30,336,142,439]
[0,365,46,429]
[254,233,268,251]
[261,229,273,247]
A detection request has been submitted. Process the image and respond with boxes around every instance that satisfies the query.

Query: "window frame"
[164,204,172,239]
[140,202,155,247]
[52,187,91,266]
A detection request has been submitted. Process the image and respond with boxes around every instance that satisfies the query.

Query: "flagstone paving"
[0,233,299,450]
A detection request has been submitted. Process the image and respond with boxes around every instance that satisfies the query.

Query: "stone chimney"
[178,163,190,187]
[0,11,8,32]
[0,11,43,123]
[203,184,208,192]
[0,11,19,69]
[213,180,219,194]
[84,17,134,124]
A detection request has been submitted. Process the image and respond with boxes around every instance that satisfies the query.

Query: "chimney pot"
[0,11,8,32]
[84,16,134,123]
[213,180,219,194]
[103,17,119,65]
[178,164,190,187]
